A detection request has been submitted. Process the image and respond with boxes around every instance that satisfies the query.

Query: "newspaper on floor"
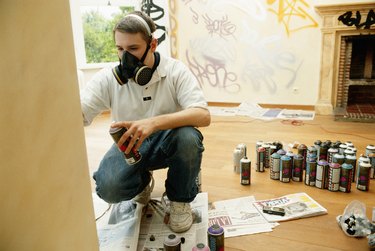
[208,196,277,238]
[93,192,209,251]
[208,102,315,120]
[137,192,208,251]
[93,193,144,251]
[253,192,327,222]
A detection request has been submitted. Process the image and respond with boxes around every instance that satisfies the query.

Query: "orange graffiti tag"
[267,0,318,36]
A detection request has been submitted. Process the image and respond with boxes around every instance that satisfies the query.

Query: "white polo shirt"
[80,54,208,126]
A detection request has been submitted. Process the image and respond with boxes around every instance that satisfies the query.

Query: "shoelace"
[161,192,170,213]
[170,202,189,213]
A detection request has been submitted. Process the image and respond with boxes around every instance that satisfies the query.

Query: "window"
[70,0,169,69]
[70,0,139,68]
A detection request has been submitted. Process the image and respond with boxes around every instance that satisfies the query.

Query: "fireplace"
[315,3,375,121]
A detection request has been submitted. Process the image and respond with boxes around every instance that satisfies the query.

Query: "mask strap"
[140,44,150,62]
[152,52,160,72]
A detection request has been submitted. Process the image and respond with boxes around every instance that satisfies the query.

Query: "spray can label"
[240,156,251,185]
[109,126,142,165]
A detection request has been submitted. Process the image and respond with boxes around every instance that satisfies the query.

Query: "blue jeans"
[93,126,204,204]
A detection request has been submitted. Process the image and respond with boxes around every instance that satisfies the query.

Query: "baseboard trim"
[207,102,315,110]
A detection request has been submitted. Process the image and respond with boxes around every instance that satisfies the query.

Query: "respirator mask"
[112,45,160,86]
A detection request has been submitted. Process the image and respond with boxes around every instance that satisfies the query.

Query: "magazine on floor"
[208,196,277,238]
[252,192,327,222]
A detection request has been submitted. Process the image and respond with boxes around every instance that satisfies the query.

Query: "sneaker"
[133,172,154,205]
[169,201,193,233]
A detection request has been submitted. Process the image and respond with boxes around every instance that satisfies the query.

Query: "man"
[80,11,210,233]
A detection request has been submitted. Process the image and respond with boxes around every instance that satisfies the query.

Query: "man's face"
[114,31,148,61]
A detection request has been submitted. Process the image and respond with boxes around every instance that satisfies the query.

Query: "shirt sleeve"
[80,68,112,126]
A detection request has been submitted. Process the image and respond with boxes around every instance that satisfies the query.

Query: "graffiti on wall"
[168,0,311,97]
[338,9,375,29]
[141,0,166,45]
[267,0,318,37]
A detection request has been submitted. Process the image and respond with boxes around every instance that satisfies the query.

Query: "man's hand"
[111,118,156,154]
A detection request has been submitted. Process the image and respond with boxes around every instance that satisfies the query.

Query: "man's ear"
[150,37,158,52]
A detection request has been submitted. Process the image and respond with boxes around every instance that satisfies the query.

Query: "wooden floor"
[84,111,375,251]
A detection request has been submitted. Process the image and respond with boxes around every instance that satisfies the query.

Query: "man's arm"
[112,107,211,154]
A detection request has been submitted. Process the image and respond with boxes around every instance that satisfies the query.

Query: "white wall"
[76,0,375,106]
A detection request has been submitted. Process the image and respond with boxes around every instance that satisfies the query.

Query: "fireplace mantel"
[314,2,375,115]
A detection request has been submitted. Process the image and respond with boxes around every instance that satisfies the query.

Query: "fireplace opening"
[337,35,375,121]
[349,35,375,79]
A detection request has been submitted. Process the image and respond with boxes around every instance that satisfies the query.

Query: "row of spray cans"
[256,139,375,192]
[163,224,224,250]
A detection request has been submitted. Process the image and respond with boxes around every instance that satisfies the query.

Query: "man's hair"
[113,11,156,44]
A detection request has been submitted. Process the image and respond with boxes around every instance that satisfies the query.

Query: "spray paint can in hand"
[164,234,181,251]
[240,156,251,185]
[109,126,142,165]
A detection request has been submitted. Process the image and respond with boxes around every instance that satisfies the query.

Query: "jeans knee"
[174,127,204,153]
[93,172,121,203]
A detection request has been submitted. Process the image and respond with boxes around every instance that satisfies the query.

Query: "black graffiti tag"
[338,9,375,29]
[141,0,166,44]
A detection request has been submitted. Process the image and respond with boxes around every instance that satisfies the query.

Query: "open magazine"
[208,196,276,238]
[253,192,327,222]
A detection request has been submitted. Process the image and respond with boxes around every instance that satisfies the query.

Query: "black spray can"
[109,126,142,165]
[273,141,283,151]
[345,154,357,183]
[262,143,271,168]
[356,161,371,191]
[240,156,251,185]
[163,234,181,251]
[207,224,224,251]
[256,147,265,172]
[298,144,307,169]
[319,142,328,161]
[369,153,375,179]
[292,154,304,182]
[280,155,291,183]
[316,160,329,189]
[339,163,353,193]
[305,157,317,186]
[270,152,281,180]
